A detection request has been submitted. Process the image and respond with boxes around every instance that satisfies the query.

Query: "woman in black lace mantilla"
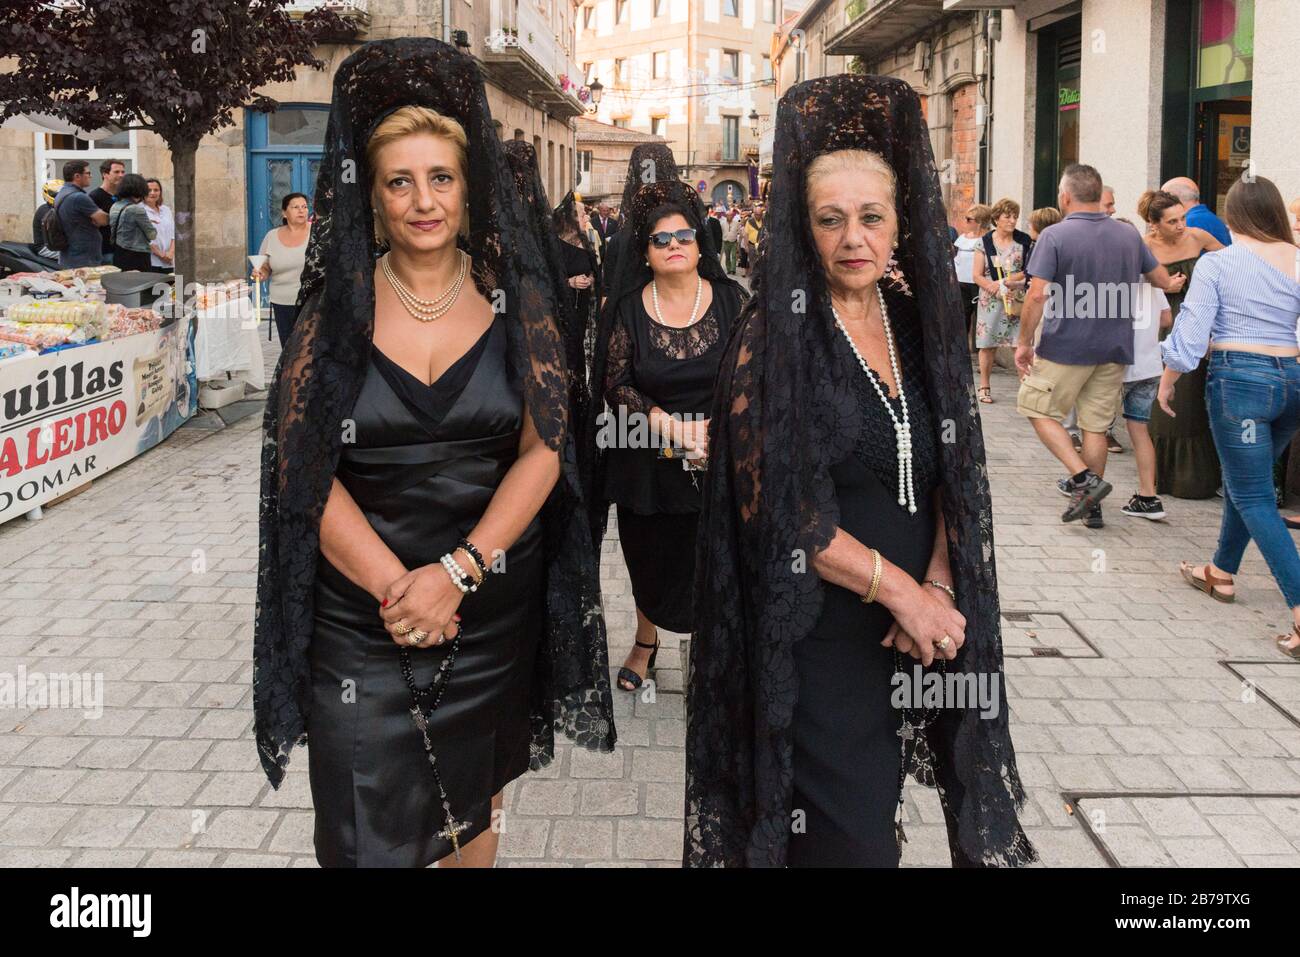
[584,179,746,692]
[253,38,614,867]
[686,75,1035,867]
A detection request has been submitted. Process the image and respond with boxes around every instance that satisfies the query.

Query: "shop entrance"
[1197,99,1251,215]
[1032,14,1082,210]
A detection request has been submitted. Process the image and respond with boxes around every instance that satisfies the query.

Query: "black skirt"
[307,316,543,867]
[616,505,698,632]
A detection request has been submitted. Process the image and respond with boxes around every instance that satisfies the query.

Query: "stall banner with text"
[0,321,197,524]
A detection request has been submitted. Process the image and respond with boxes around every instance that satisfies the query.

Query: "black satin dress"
[308,314,544,867]
[787,317,940,868]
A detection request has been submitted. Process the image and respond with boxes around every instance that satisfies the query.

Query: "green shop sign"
[1058,87,1081,109]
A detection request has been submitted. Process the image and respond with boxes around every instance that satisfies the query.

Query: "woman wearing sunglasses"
[584,180,747,692]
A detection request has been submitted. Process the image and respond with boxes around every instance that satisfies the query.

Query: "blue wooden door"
[246,106,327,255]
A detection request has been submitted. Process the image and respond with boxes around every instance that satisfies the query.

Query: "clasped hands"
[881,581,966,667]
[379,563,464,649]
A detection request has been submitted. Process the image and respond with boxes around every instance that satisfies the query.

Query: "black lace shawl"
[582,178,744,547]
[603,144,682,292]
[502,142,592,443]
[254,38,615,788]
[685,75,1036,867]
[553,188,600,412]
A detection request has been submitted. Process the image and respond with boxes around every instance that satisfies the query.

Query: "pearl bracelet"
[440,553,475,594]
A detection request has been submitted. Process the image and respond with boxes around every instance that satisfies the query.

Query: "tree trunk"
[171,141,198,294]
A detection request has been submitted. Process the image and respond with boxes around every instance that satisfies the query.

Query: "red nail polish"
[381,599,388,608]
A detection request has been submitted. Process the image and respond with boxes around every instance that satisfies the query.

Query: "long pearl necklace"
[382,250,468,322]
[651,274,703,327]
[832,286,917,514]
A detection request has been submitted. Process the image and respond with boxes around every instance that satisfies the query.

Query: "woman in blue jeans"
[1158,176,1300,657]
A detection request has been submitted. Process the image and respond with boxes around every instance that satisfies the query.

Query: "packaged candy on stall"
[0,342,34,361]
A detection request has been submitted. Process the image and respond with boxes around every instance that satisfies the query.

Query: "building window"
[582,61,593,82]
[615,58,627,86]
[582,4,593,30]
[723,0,737,16]
[723,49,739,79]
[616,0,628,24]
[762,54,772,80]
[1198,0,1254,87]
[654,0,667,15]
[614,117,630,129]
[579,150,593,173]
[651,116,666,137]
[653,51,667,78]
[723,115,739,161]
[763,0,775,22]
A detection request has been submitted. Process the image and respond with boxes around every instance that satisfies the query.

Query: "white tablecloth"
[193,295,265,391]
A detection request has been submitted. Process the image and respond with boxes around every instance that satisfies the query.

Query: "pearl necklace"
[382,250,468,322]
[832,286,917,514]
[651,274,703,327]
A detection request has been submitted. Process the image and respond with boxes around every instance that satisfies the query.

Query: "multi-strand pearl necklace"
[831,286,917,515]
[382,250,468,322]
[651,274,703,327]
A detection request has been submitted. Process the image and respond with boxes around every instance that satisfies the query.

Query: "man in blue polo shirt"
[1161,176,1231,246]
[53,159,108,268]
[1016,164,1185,528]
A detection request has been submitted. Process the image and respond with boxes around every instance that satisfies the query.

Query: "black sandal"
[617,636,660,691]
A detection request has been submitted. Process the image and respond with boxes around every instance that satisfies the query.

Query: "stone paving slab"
[2,355,1300,867]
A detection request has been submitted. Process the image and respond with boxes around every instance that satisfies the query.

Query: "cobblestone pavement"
[1,346,1298,867]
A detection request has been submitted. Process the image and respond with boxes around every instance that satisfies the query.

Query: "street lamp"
[748,108,760,138]
[589,77,603,113]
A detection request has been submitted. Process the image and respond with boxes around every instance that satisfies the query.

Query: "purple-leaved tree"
[0,0,347,283]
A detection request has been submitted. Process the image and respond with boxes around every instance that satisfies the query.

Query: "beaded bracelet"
[440,553,476,594]
[926,580,957,603]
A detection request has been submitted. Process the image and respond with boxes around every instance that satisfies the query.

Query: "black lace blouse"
[839,309,940,507]
[601,280,738,514]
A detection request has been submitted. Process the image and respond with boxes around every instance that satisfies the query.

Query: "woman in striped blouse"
[1158,177,1300,657]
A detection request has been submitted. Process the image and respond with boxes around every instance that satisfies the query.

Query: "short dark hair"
[63,159,90,181]
[1060,164,1103,203]
[1225,175,1295,246]
[641,202,692,251]
[99,159,125,176]
[280,192,309,224]
[116,173,149,202]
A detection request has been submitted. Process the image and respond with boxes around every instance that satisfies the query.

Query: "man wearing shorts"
[1016,164,1184,527]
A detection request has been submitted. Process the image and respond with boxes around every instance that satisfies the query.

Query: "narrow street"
[1,343,1296,867]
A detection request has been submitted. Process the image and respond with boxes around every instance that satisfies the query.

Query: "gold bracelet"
[861,548,883,604]
[454,547,484,585]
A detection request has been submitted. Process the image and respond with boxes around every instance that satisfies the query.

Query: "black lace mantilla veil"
[502,142,591,440]
[685,75,1036,867]
[254,38,616,788]
[581,178,743,547]
[552,189,600,381]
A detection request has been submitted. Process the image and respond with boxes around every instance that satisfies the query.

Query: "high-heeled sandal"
[1179,561,1235,603]
[1277,624,1300,659]
[617,636,660,691]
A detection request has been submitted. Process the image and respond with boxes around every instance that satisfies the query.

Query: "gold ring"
[936,635,952,651]
[406,632,421,646]
[410,629,429,643]
[393,619,412,636]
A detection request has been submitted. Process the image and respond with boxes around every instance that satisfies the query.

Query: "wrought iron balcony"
[483,1,586,119]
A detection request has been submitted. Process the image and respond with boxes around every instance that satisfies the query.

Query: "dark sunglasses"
[649,228,697,248]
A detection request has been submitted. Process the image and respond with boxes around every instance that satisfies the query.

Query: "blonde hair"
[1029,206,1062,234]
[805,149,897,202]
[965,204,993,230]
[366,105,470,245]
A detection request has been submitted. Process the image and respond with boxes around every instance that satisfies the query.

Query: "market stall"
[0,267,198,525]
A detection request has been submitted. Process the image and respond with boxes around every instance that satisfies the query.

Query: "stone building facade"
[574,116,667,206]
[2,0,584,281]
[575,0,789,209]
